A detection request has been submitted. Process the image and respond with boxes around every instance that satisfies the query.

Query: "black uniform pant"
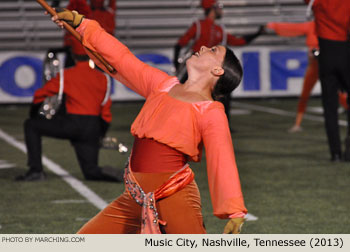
[318,38,350,156]
[24,114,114,181]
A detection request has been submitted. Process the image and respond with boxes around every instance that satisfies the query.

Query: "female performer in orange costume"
[51,9,247,234]
[266,21,347,133]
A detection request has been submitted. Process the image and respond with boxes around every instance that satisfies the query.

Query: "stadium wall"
[0,46,320,103]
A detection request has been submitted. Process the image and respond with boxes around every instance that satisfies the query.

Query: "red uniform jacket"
[66,0,92,17]
[33,61,112,123]
[91,0,117,35]
[177,17,246,52]
[305,0,350,41]
[65,0,93,55]
[64,0,117,54]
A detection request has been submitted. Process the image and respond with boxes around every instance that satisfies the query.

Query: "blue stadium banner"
[0,46,320,103]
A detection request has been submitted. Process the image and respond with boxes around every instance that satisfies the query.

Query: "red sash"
[124,163,194,234]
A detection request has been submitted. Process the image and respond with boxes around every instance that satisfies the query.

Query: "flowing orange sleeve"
[267,22,312,37]
[201,104,247,219]
[77,19,171,98]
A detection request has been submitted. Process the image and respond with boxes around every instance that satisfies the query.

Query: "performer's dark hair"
[212,47,243,101]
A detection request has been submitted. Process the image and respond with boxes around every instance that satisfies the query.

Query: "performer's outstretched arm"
[51,9,173,98]
[78,19,172,98]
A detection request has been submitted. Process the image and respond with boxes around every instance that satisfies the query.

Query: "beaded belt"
[124,161,194,234]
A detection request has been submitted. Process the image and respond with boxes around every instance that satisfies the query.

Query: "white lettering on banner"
[0,46,320,103]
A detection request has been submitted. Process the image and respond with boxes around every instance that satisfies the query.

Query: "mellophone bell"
[40,48,128,154]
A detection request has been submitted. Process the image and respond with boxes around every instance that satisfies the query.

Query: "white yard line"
[232,101,347,127]
[52,198,118,205]
[52,199,89,204]
[0,160,16,169]
[229,101,349,223]
[0,128,108,210]
[0,163,16,169]
[1,102,344,224]
[1,124,262,222]
[75,217,91,222]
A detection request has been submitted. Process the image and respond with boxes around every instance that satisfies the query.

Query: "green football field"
[0,98,349,234]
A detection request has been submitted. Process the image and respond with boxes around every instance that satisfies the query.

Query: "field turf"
[0,98,349,234]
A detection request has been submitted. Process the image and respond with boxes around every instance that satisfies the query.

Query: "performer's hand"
[51,8,84,29]
[223,217,245,234]
[257,25,267,35]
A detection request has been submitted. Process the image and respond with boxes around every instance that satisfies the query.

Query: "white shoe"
[288,125,302,133]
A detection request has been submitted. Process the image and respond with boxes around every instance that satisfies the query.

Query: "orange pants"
[77,172,206,234]
[297,55,347,114]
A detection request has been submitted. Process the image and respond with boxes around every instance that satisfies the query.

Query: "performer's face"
[187,45,226,75]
